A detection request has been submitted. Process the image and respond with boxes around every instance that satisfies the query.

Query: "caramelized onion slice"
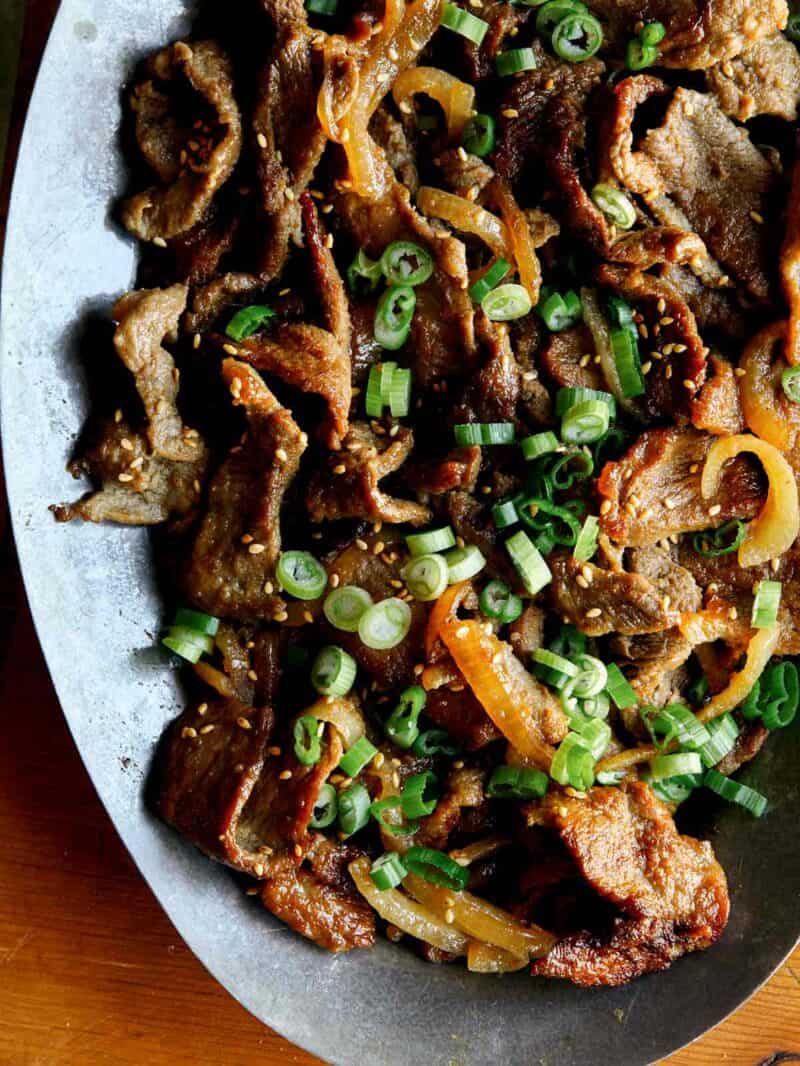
[392,67,475,142]
[306,694,365,748]
[697,626,780,723]
[739,321,800,452]
[349,857,468,953]
[425,579,472,658]
[417,186,509,259]
[467,942,529,973]
[492,177,542,304]
[700,434,799,566]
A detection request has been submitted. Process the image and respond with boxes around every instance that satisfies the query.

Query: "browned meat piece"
[508,604,546,657]
[460,0,529,81]
[122,42,241,242]
[590,0,787,69]
[627,637,693,708]
[307,422,431,527]
[626,546,702,613]
[549,555,677,636]
[170,200,239,286]
[425,687,502,750]
[410,279,478,387]
[447,491,515,585]
[435,148,494,197]
[185,271,262,333]
[781,156,800,366]
[468,320,521,423]
[406,447,481,496]
[658,265,746,338]
[371,106,419,193]
[531,783,729,986]
[691,354,744,436]
[183,360,305,619]
[638,89,778,301]
[54,285,208,524]
[416,767,488,849]
[540,326,604,391]
[707,35,800,121]
[598,428,764,548]
[716,720,769,776]
[350,301,383,387]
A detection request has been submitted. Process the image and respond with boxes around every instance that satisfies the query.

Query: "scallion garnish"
[306,0,337,13]
[573,515,599,562]
[444,544,487,583]
[479,579,523,623]
[782,365,800,403]
[751,579,781,629]
[309,783,338,828]
[692,519,747,557]
[323,585,373,632]
[174,608,220,636]
[463,113,496,158]
[369,852,408,890]
[555,386,616,418]
[276,550,327,600]
[505,530,552,594]
[403,845,470,891]
[539,288,582,331]
[453,422,516,446]
[704,768,768,818]
[492,497,521,529]
[389,367,412,417]
[697,713,739,768]
[225,304,276,342]
[293,715,323,766]
[338,782,371,836]
[406,526,456,556]
[535,0,587,38]
[626,38,658,69]
[481,282,533,321]
[605,663,638,710]
[385,685,427,749]
[412,729,461,757]
[640,20,666,45]
[402,553,450,602]
[374,284,416,350]
[591,184,636,230]
[741,660,799,731]
[551,733,595,790]
[572,716,611,759]
[517,496,581,547]
[380,241,434,287]
[649,752,703,781]
[358,598,412,650]
[339,735,379,777]
[468,258,511,303]
[347,248,383,295]
[496,47,538,76]
[610,328,645,397]
[401,771,440,818]
[532,647,580,690]
[311,645,357,697]
[561,398,611,444]
[441,1,490,44]
[551,13,603,62]
[369,795,419,837]
[486,765,549,799]
[520,431,559,461]
[162,625,214,663]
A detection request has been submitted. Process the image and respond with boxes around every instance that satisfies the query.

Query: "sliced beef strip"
[626,545,702,613]
[540,326,604,391]
[690,354,744,436]
[53,285,208,525]
[425,687,502,750]
[467,319,521,424]
[590,0,787,70]
[170,198,240,286]
[459,0,530,82]
[307,422,431,527]
[183,360,306,619]
[435,148,494,197]
[707,34,800,121]
[416,767,490,850]
[781,155,800,366]
[716,720,769,776]
[597,427,764,548]
[658,264,746,339]
[549,554,677,637]
[122,41,242,243]
[531,782,729,986]
[406,446,481,496]
[371,106,419,194]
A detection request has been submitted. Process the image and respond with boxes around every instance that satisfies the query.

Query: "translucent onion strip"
[700,434,799,566]
[417,186,509,259]
[697,626,780,723]
[467,942,529,973]
[306,694,366,748]
[349,857,469,953]
[491,178,542,304]
[739,321,800,452]
[392,67,475,142]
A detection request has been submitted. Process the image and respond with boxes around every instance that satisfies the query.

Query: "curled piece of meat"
[540,326,604,391]
[707,34,800,121]
[598,427,764,547]
[406,446,481,496]
[691,353,744,437]
[307,422,431,527]
[183,360,306,619]
[549,555,677,637]
[531,783,729,986]
[122,41,242,243]
[53,285,207,525]
[627,545,702,613]
[425,687,501,750]
[781,157,800,366]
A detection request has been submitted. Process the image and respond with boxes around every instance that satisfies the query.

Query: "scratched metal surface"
[2,2,800,1064]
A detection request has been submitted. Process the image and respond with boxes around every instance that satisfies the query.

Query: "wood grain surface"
[1,4,799,1065]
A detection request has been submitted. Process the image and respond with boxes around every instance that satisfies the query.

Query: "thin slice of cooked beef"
[183,359,306,619]
[467,319,521,423]
[53,285,208,524]
[170,198,240,286]
[307,422,431,527]
[706,34,800,121]
[657,265,746,338]
[716,720,769,776]
[122,41,242,243]
[459,0,529,82]
[690,354,744,436]
[415,767,488,850]
[549,554,677,637]
[531,782,729,986]
[435,147,494,197]
[540,326,604,391]
[425,686,502,750]
[781,155,800,366]
[626,545,702,613]
[597,427,764,547]
[406,446,481,496]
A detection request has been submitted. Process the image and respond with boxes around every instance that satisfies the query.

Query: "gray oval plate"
[2,3,800,1064]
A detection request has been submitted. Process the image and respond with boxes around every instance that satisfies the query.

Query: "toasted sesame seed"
[585,608,602,619]
[153,236,167,248]
[444,908,455,924]
[457,146,468,162]
[333,463,346,475]
[118,472,134,483]
[750,210,764,224]
[324,233,334,249]
[114,408,123,423]
[247,670,258,682]
[275,448,288,462]
[181,726,197,739]
[248,543,266,555]
[656,297,666,314]
[664,497,676,510]
[576,575,589,589]
[728,606,738,621]
[665,365,673,379]
[279,769,293,781]
[223,343,239,356]
[641,361,652,376]
[303,610,314,624]
[268,746,282,757]
[708,504,722,516]
[600,499,612,515]
[374,540,385,555]
[501,108,519,119]
[330,573,340,588]
[197,702,208,716]
[273,611,289,622]
[672,343,687,353]
[237,717,252,731]
[356,538,369,551]
[254,863,265,877]
[689,463,699,474]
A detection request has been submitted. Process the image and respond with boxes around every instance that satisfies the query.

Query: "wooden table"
[1,4,799,1064]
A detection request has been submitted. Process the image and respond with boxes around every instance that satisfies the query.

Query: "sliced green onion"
[596,769,625,786]
[389,367,412,417]
[338,782,371,836]
[463,113,496,158]
[548,449,595,489]
[751,580,781,629]
[605,663,638,710]
[506,530,552,594]
[626,38,658,69]
[374,285,416,351]
[573,716,611,759]
[552,13,603,62]
[492,497,521,529]
[381,241,434,287]
[468,258,511,303]
[174,608,220,636]
[401,771,440,818]
[782,365,800,403]
[378,361,398,406]
[306,0,337,13]
[293,715,323,766]
[402,553,450,602]
[496,47,538,76]
[347,249,383,295]
[611,328,645,397]
[692,519,747,558]
[309,783,338,828]
[480,579,523,623]
[578,691,610,720]
[561,399,610,444]
[703,768,767,818]
[549,623,586,659]
[551,733,595,790]
[311,646,357,697]
[406,526,457,556]
[536,0,587,37]
[570,654,607,698]
[521,431,559,461]
[365,364,386,417]
[162,625,213,663]
[412,729,461,757]
[539,289,582,332]
[533,647,580,690]
[369,852,408,890]
[403,845,470,891]
[358,598,412,650]
[555,386,616,418]
[225,305,276,342]
[697,713,739,768]
[649,752,703,781]
[534,528,558,556]
[606,295,636,332]
[573,515,599,562]
[591,184,636,230]
[441,1,489,44]
[454,422,516,446]
[369,795,420,837]
[688,676,710,706]
[486,765,548,799]
[651,703,710,750]
[763,662,799,730]
[517,496,581,547]
[444,545,487,583]
[644,771,695,806]
[482,282,532,321]
[276,551,327,600]
[339,735,379,777]
[324,585,373,632]
[640,20,666,46]
[385,685,427,749]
